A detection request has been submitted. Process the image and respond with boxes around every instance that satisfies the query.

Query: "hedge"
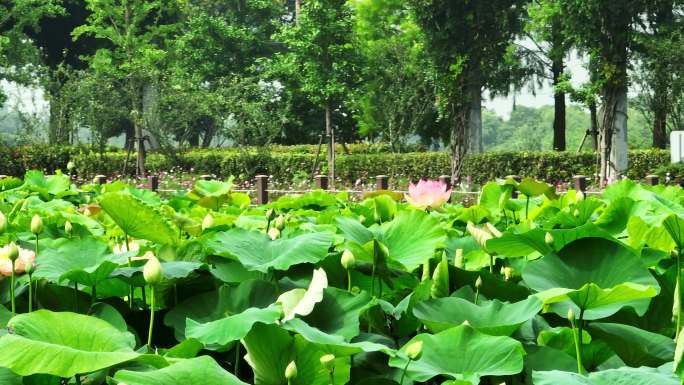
[0,145,671,187]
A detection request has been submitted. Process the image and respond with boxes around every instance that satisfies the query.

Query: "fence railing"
[74,172,670,205]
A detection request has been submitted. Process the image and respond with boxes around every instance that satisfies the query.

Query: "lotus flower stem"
[399,360,411,385]
[147,285,156,349]
[34,235,39,256]
[347,270,351,292]
[125,233,133,309]
[10,260,15,317]
[677,249,682,339]
[27,273,32,313]
[74,282,78,313]
[234,343,240,375]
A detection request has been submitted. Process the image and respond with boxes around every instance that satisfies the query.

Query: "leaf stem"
[234,343,240,375]
[677,249,682,339]
[125,232,133,309]
[328,371,335,385]
[74,282,78,313]
[347,270,351,292]
[525,196,530,220]
[28,273,32,313]
[399,359,411,385]
[75,374,81,385]
[147,285,155,349]
[10,260,15,317]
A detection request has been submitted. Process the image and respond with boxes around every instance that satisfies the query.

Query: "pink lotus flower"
[405,179,452,209]
[0,245,36,276]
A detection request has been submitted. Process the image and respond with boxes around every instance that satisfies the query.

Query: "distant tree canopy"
[1,0,683,179]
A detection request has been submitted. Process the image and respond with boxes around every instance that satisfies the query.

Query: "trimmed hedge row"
[0,145,671,186]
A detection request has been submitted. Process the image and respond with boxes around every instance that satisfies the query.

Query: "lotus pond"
[0,171,683,385]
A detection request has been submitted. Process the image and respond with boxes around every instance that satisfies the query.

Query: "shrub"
[0,145,672,187]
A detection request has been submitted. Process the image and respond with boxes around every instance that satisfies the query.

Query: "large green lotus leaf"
[33,237,127,287]
[185,305,282,348]
[0,310,141,377]
[282,318,394,357]
[24,170,74,198]
[164,279,276,341]
[518,178,557,199]
[524,345,578,376]
[627,216,676,253]
[675,324,684,377]
[589,322,675,367]
[0,368,22,385]
[242,323,351,385]
[413,296,542,335]
[522,237,660,319]
[662,213,684,250]
[532,367,680,385]
[99,191,177,245]
[388,325,524,383]
[206,229,332,272]
[113,356,247,385]
[378,209,446,271]
[270,190,342,211]
[301,287,374,340]
[186,179,234,209]
[336,216,374,245]
[111,261,205,287]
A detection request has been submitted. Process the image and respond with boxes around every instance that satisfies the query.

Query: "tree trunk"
[325,103,334,187]
[467,73,482,153]
[552,59,566,151]
[653,105,668,148]
[449,102,468,183]
[295,0,301,23]
[600,84,628,185]
[590,101,599,151]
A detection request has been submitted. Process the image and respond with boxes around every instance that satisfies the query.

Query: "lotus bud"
[0,211,6,234]
[358,215,366,224]
[454,248,464,268]
[462,320,471,326]
[545,232,554,246]
[266,208,276,222]
[7,242,19,262]
[64,220,73,237]
[576,190,585,202]
[475,275,483,289]
[143,252,163,286]
[268,227,280,240]
[341,249,355,270]
[573,208,580,217]
[320,354,335,371]
[351,286,360,295]
[567,308,575,322]
[285,360,297,380]
[66,161,75,172]
[202,213,214,231]
[406,340,423,361]
[275,215,285,230]
[431,254,449,299]
[84,207,92,217]
[30,214,43,235]
[421,261,430,282]
[503,266,513,281]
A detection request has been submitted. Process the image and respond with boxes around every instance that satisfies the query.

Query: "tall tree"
[633,0,684,148]
[73,0,181,175]
[0,0,63,107]
[408,0,525,180]
[269,0,362,184]
[525,0,574,151]
[559,0,646,184]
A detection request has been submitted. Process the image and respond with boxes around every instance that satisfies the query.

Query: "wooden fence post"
[149,175,159,192]
[95,175,107,185]
[256,175,268,205]
[376,175,389,191]
[315,175,329,190]
[645,174,659,186]
[573,175,587,193]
